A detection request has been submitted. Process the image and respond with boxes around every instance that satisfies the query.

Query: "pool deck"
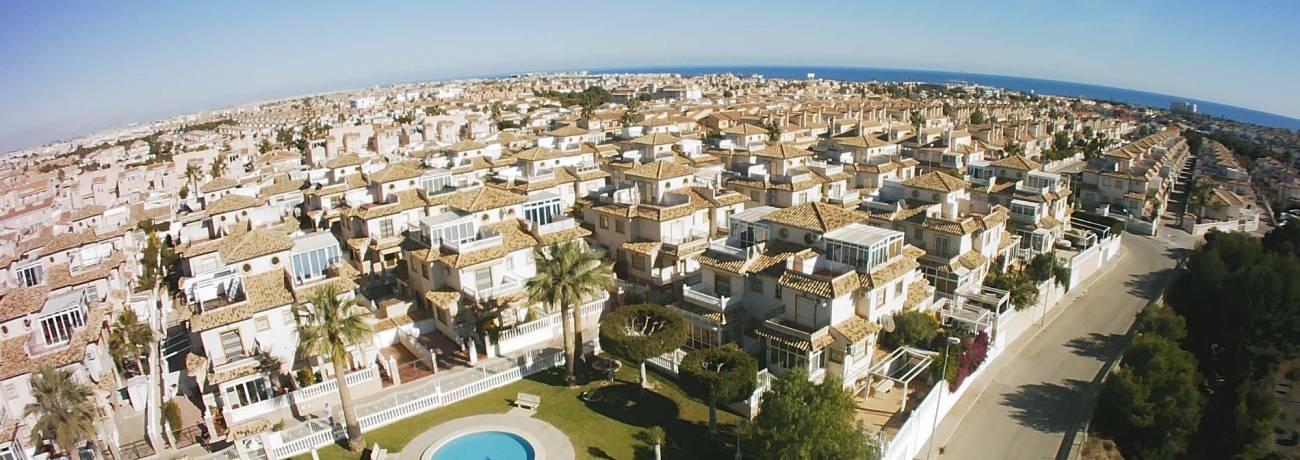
[397,413,575,460]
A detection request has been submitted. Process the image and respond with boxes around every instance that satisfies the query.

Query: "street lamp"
[928,336,962,460]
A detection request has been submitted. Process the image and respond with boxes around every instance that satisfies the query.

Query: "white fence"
[878,354,995,460]
[1066,233,1122,291]
[225,368,378,425]
[265,349,567,458]
[496,297,608,355]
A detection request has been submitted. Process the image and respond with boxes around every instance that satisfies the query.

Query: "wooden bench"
[515,392,541,410]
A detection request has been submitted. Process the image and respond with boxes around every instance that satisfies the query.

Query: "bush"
[879,311,939,350]
[163,400,183,435]
[296,367,318,387]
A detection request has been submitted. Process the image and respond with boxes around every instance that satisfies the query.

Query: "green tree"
[1053,131,1072,152]
[1186,180,1214,223]
[107,309,154,375]
[1004,141,1023,157]
[970,108,986,125]
[878,310,939,350]
[747,368,873,460]
[1093,335,1201,459]
[985,269,1039,310]
[909,110,926,131]
[1027,251,1070,288]
[527,240,614,386]
[1136,305,1187,342]
[598,304,687,390]
[679,345,758,434]
[210,154,228,178]
[26,366,97,455]
[258,138,273,154]
[295,285,373,452]
[183,164,202,196]
[178,184,189,200]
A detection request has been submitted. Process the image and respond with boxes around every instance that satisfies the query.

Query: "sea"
[585,65,1300,131]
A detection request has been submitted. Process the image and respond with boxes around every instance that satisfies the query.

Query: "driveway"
[921,231,1194,460]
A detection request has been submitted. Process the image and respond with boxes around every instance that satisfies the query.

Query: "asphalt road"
[921,230,1195,460]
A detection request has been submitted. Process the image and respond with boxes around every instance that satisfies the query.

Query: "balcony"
[663,229,709,254]
[441,229,503,254]
[826,190,861,205]
[464,274,525,303]
[682,282,738,311]
[531,217,576,236]
[1009,210,1039,225]
[707,238,749,259]
[573,162,600,174]
[193,276,246,312]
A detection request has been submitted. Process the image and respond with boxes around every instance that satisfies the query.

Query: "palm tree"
[108,310,154,376]
[295,285,373,452]
[526,240,614,386]
[1188,180,1215,224]
[909,110,926,132]
[26,366,98,456]
[985,269,1038,311]
[183,164,202,197]
[210,154,228,179]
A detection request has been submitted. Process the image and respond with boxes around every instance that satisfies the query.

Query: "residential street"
[921,229,1195,460]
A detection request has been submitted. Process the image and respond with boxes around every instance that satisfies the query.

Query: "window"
[39,307,86,347]
[686,322,719,350]
[599,215,609,229]
[223,378,271,408]
[379,219,395,239]
[291,245,342,284]
[0,444,16,460]
[935,236,951,258]
[524,197,562,225]
[17,263,44,287]
[615,220,626,234]
[220,330,244,359]
[850,340,867,358]
[894,280,904,297]
[475,268,492,292]
[767,339,808,371]
[749,277,764,293]
[631,255,647,270]
[715,276,732,297]
[283,309,296,326]
[255,316,270,332]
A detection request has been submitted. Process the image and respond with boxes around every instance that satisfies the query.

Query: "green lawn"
[295,360,740,460]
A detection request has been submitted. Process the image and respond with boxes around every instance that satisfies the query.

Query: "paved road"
[922,230,1195,460]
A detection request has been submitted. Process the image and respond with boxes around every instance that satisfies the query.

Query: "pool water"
[429,431,536,460]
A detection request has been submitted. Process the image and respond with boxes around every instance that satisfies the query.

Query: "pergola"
[864,347,935,413]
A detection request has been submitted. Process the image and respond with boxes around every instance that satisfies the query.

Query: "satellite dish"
[881,314,896,333]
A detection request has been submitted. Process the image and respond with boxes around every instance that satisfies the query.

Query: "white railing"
[682,283,730,310]
[441,230,503,253]
[532,217,576,235]
[292,367,378,402]
[496,296,610,354]
[465,275,525,302]
[225,367,378,425]
[270,349,567,459]
[708,238,748,259]
[826,190,860,203]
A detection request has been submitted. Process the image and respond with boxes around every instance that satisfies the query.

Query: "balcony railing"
[682,283,736,311]
[663,229,709,253]
[826,190,860,204]
[763,318,830,346]
[441,229,503,253]
[531,217,576,235]
[708,238,748,259]
[464,274,525,303]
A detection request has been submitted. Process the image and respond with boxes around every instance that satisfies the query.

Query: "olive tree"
[599,303,687,390]
[680,344,759,433]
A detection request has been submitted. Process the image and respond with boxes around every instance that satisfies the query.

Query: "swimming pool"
[428,430,536,460]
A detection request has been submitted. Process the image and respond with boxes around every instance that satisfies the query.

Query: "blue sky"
[1,0,1298,152]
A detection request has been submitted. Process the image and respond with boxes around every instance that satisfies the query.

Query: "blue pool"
[429,431,536,460]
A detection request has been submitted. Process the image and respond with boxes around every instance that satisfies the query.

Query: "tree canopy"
[679,344,758,433]
[1158,228,1300,458]
[747,368,874,460]
[1093,333,1201,459]
[878,310,939,350]
[26,366,97,454]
